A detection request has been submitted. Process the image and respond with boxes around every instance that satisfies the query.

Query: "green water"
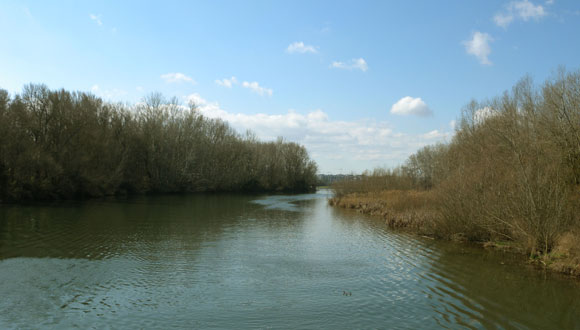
[0,190,578,329]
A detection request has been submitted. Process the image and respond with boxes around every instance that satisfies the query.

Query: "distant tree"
[0,85,319,201]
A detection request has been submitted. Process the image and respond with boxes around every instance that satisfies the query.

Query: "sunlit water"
[0,190,578,329]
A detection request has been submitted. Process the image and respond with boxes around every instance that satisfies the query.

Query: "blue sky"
[1,0,579,173]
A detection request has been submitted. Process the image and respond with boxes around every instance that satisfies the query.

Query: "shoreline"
[0,186,318,205]
[329,190,580,280]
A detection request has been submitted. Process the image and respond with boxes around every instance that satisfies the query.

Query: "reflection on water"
[0,190,578,329]
[251,192,323,211]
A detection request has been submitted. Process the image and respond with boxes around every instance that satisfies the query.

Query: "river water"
[0,190,578,329]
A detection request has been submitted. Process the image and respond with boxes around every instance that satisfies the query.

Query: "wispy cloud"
[494,0,547,28]
[513,0,547,20]
[390,96,433,117]
[89,14,102,26]
[463,31,493,65]
[331,58,368,72]
[449,120,457,130]
[215,76,238,88]
[286,42,318,54]
[242,81,273,96]
[494,13,514,28]
[90,84,128,100]
[422,130,448,140]
[160,72,196,84]
[186,93,451,173]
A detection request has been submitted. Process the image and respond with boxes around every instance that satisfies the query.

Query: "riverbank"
[329,190,580,279]
[329,190,434,234]
[0,85,318,202]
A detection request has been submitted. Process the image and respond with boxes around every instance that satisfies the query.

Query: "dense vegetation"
[333,69,580,262]
[0,85,318,201]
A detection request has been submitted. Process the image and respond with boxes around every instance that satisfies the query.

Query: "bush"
[332,69,580,255]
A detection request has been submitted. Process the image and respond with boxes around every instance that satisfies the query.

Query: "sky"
[1,0,579,174]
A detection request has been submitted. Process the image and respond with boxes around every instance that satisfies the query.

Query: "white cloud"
[422,130,447,140]
[160,73,196,84]
[463,31,493,65]
[90,84,127,100]
[494,0,547,28]
[449,120,457,130]
[286,42,318,54]
[331,58,368,72]
[185,93,452,173]
[89,14,102,26]
[186,93,207,107]
[242,81,273,96]
[215,76,238,88]
[514,0,546,20]
[545,0,554,5]
[390,96,432,117]
[474,107,499,124]
[494,13,515,28]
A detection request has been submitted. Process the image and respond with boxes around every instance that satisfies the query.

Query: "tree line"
[0,84,318,201]
[333,68,580,255]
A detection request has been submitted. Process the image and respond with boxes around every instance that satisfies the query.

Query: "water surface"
[1,190,578,329]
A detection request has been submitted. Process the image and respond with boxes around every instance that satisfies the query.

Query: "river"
[0,190,578,329]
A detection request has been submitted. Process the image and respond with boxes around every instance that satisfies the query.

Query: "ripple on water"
[1,192,579,329]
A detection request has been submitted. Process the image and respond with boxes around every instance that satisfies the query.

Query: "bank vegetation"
[0,85,318,201]
[330,69,580,276]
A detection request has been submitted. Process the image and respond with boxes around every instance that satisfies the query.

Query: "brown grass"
[327,70,580,279]
[329,190,436,234]
[330,189,580,279]
[543,231,580,276]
